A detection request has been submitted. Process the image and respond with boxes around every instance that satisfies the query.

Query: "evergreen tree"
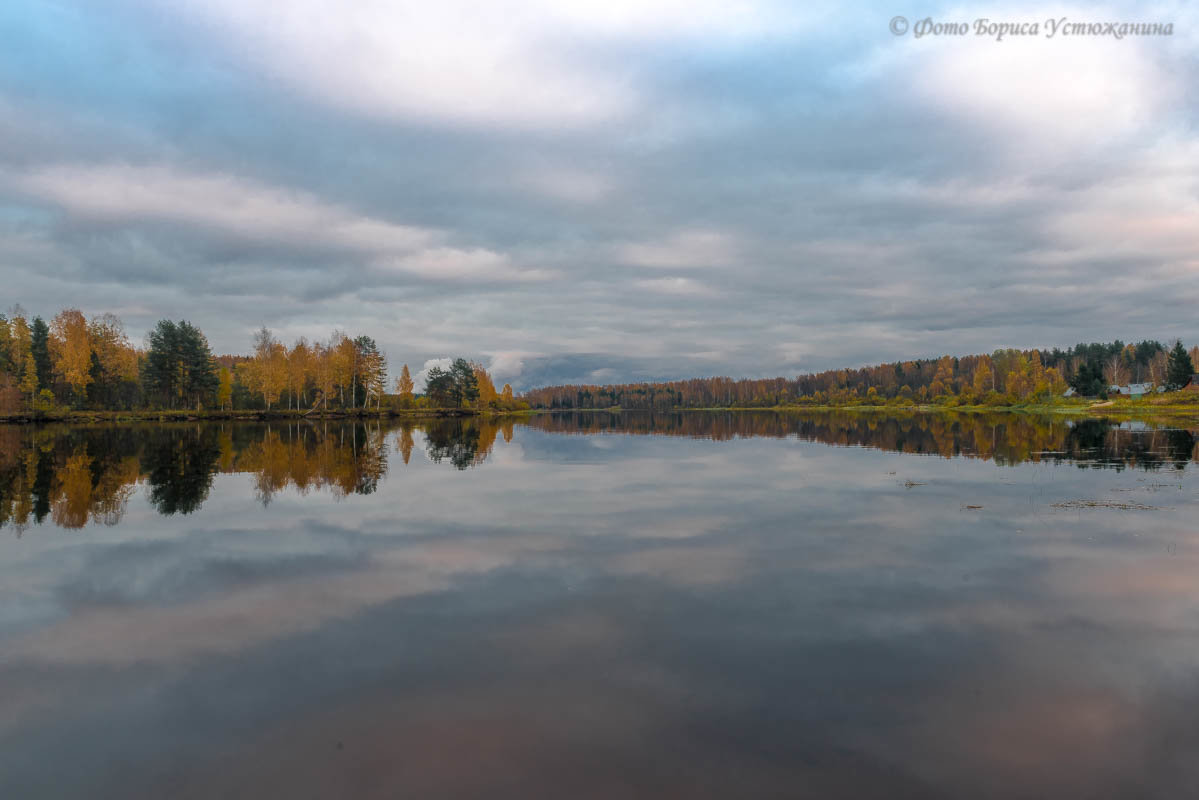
[424,366,454,407]
[355,336,386,410]
[1166,340,1194,390]
[450,358,479,407]
[30,317,52,391]
[145,320,218,408]
[1066,360,1104,396]
[0,314,11,375]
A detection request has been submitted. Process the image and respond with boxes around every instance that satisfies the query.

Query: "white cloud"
[414,357,453,389]
[11,163,433,252]
[634,277,718,297]
[377,248,556,283]
[881,3,1187,159]
[617,229,737,269]
[521,166,613,204]
[8,163,556,285]
[486,352,532,382]
[155,0,806,130]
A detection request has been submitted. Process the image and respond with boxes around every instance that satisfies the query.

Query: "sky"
[0,1,1196,389]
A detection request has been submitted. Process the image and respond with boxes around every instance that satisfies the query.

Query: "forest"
[523,341,1199,410]
[4,305,1197,416]
[0,306,524,415]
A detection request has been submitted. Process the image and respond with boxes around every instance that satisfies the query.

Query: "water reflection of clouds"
[1,417,1199,796]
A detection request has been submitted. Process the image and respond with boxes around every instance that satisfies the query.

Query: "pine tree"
[424,366,453,407]
[30,317,52,392]
[145,320,218,408]
[450,358,479,407]
[1166,341,1194,390]
[355,336,386,410]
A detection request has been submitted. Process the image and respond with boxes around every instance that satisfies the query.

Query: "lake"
[1,412,1197,798]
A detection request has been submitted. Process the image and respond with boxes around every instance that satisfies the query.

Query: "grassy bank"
[0,407,536,424]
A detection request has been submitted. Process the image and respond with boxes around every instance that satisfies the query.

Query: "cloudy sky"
[1,1,1196,388]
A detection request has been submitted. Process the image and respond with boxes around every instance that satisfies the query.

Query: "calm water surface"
[1,412,1198,798]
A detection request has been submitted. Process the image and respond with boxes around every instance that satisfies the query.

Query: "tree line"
[523,340,1198,410]
[0,306,525,414]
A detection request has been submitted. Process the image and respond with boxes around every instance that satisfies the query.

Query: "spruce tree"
[30,317,52,391]
[1166,341,1194,390]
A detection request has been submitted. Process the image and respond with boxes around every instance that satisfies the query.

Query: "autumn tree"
[218,367,234,410]
[330,331,357,408]
[7,312,33,404]
[972,359,993,397]
[49,309,93,401]
[287,337,312,409]
[19,352,38,403]
[356,336,386,410]
[88,313,140,408]
[1043,367,1067,398]
[928,356,954,397]
[472,362,498,409]
[395,363,415,408]
[312,342,335,410]
[1103,352,1129,388]
[248,327,287,410]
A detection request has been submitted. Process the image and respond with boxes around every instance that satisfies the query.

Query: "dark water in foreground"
[1,411,1198,798]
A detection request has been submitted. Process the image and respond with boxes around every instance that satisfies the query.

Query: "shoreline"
[524,402,1199,421]
[4,403,1198,425]
[0,408,536,425]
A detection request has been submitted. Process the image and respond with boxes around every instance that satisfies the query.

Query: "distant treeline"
[0,306,527,414]
[522,341,1199,410]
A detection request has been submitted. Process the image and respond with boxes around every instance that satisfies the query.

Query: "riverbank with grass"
[0,407,537,425]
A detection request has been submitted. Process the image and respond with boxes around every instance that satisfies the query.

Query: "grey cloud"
[0,0,1196,381]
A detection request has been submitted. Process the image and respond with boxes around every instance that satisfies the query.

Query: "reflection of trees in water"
[235,422,389,504]
[0,425,147,532]
[0,420,396,531]
[528,411,1199,471]
[423,419,499,470]
[142,426,222,515]
[2,412,1197,532]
